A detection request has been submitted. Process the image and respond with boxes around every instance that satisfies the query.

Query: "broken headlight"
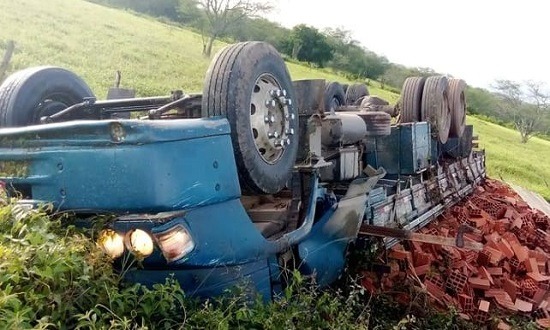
[154,225,195,263]
[126,229,154,258]
[97,229,124,259]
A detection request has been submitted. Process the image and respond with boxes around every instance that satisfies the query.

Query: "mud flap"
[297,168,385,285]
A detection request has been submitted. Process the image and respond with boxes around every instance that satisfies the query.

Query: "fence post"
[0,40,15,82]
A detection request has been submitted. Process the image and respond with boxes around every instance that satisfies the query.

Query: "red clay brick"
[425,280,445,300]
[526,258,540,273]
[487,267,504,276]
[528,272,550,283]
[497,239,515,259]
[478,300,490,312]
[484,246,504,265]
[389,249,412,263]
[502,232,520,245]
[515,298,533,313]
[469,277,491,290]
[478,266,494,285]
[533,289,547,306]
[413,251,432,267]
[495,293,518,312]
[503,279,519,301]
[536,318,550,329]
[414,264,430,276]
[497,321,511,330]
[511,216,523,228]
[512,243,529,262]
[458,294,474,312]
[464,232,483,242]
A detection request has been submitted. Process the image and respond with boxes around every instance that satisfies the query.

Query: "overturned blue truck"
[0,42,485,299]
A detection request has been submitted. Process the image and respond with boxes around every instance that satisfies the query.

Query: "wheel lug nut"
[268,132,279,139]
[285,138,291,145]
[270,90,278,98]
[264,116,270,123]
[275,140,284,147]
[290,113,295,120]
[282,89,287,97]
[286,98,292,106]
[285,128,295,135]
[265,100,277,108]
[269,115,275,123]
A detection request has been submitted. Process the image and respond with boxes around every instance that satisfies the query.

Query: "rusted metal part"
[359,224,484,251]
[40,96,174,123]
[148,93,201,119]
[293,79,325,116]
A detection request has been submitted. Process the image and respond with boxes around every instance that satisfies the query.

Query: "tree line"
[85,0,549,142]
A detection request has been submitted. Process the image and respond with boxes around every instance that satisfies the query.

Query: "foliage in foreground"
[0,203,533,329]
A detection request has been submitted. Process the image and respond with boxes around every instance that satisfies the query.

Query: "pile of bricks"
[361,179,550,329]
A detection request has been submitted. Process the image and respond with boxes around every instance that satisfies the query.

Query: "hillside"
[0,0,396,101]
[0,0,548,200]
[468,116,550,200]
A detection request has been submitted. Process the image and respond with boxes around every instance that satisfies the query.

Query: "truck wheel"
[421,76,451,144]
[341,84,349,94]
[448,79,467,138]
[202,42,299,194]
[345,83,369,105]
[400,77,425,123]
[0,66,95,127]
[324,82,345,112]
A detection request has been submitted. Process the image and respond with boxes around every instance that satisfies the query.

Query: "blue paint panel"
[0,118,230,147]
[111,199,272,266]
[297,208,348,286]
[0,119,240,213]
[109,201,280,299]
[124,258,273,299]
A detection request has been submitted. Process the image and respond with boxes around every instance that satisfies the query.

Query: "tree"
[324,28,388,80]
[198,0,272,56]
[284,25,333,67]
[178,0,204,26]
[493,80,550,143]
[223,16,289,51]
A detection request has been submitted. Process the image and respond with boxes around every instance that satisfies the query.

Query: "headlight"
[126,229,154,257]
[98,229,124,259]
[154,225,195,262]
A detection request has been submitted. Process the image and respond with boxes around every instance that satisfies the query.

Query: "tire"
[358,112,391,136]
[360,95,389,109]
[448,79,467,138]
[341,84,349,94]
[202,42,299,195]
[400,76,426,123]
[345,83,369,105]
[324,81,346,113]
[0,66,95,127]
[421,76,451,144]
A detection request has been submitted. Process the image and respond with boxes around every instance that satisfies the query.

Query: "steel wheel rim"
[34,92,77,123]
[249,73,294,164]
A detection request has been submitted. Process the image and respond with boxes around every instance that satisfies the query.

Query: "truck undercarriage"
[0,41,485,299]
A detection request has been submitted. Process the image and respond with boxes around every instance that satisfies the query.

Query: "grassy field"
[468,116,550,200]
[0,0,548,200]
[0,0,396,101]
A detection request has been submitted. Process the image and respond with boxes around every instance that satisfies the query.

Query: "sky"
[264,0,550,89]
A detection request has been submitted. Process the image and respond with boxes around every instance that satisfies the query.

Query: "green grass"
[0,0,392,100]
[0,0,548,201]
[468,115,550,200]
